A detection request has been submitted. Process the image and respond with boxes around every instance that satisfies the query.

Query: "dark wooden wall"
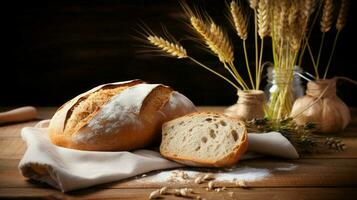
[3,0,357,107]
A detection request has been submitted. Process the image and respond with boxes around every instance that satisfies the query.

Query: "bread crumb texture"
[160,112,247,166]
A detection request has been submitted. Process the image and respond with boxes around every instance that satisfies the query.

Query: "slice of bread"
[160,112,248,167]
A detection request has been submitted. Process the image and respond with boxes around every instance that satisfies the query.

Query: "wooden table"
[1,107,357,200]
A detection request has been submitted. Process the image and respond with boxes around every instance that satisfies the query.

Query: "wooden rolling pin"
[0,106,37,124]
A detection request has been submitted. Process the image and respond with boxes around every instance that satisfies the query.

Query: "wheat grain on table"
[0,107,357,200]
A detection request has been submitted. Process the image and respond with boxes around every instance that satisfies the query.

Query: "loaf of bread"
[49,80,197,151]
[160,112,248,167]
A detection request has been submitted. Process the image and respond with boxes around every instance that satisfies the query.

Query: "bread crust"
[160,112,248,167]
[49,80,197,151]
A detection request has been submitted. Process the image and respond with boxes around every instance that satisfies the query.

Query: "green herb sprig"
[246,118,346,153]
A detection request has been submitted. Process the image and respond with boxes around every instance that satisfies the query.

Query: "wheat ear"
[288,2,301,52]
[230,1,248,40]
[249,0,258,9]
[147,35,187,59]
[320,0,334,32]
[336,0,349,31]
[190,17,234,63]
[304,0,317,17]
[278,1,289,41]
[257,0,270,38]
[209,23,234,63]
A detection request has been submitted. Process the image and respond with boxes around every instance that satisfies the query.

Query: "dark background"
[2,0,356,107]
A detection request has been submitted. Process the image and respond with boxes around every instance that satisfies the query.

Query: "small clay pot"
[225,90,266,121]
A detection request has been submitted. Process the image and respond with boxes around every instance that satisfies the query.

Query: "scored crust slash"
[48,79,197,151]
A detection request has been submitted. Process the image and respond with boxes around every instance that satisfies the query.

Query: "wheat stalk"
[324,0,349,78]
[257,0,270,38]
[230,1,254,89]
[147,35,187,59]
[190,16,234,63]
[336,0,349,31]
[230,1,248,40]
[146,33,239,89]
[314,0,334,78]
[320,0,334,32]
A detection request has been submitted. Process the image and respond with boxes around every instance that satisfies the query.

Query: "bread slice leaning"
[160,112,248,167]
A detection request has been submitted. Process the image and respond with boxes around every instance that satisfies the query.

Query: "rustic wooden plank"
[0,139,26,159]
[1,187,356,200]
[0,121,37,138]
[1,158,356,189]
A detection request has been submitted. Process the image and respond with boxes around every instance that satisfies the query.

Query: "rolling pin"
[0,106,37,124]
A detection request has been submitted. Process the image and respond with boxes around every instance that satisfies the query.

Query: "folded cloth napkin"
[247,132,299,159]
[19,120,298,192]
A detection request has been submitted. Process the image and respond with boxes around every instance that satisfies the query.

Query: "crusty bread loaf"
[49,80,197,151]
[160,112,248,167]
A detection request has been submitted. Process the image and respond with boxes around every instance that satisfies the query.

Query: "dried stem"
[323,31,340,79]
[188,57,240,90]
[315,32,325,79]
[254,9,259,89]
[243,40,254,89]
[298,0,322,67]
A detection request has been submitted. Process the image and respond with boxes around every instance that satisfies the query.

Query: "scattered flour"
[214,167,271,182]
[136,164,298,183]
[137,170,200,183]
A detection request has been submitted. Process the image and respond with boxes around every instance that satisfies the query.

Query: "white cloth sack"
[19,120,298,192]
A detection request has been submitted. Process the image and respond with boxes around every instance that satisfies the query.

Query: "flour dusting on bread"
[65,87,128,135]
[49,80,197,151]
[74,84,160,142]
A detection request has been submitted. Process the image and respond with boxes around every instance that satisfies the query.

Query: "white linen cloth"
[19,120,298,192]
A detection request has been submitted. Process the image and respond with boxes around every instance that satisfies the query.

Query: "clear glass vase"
[264,65,305,119]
